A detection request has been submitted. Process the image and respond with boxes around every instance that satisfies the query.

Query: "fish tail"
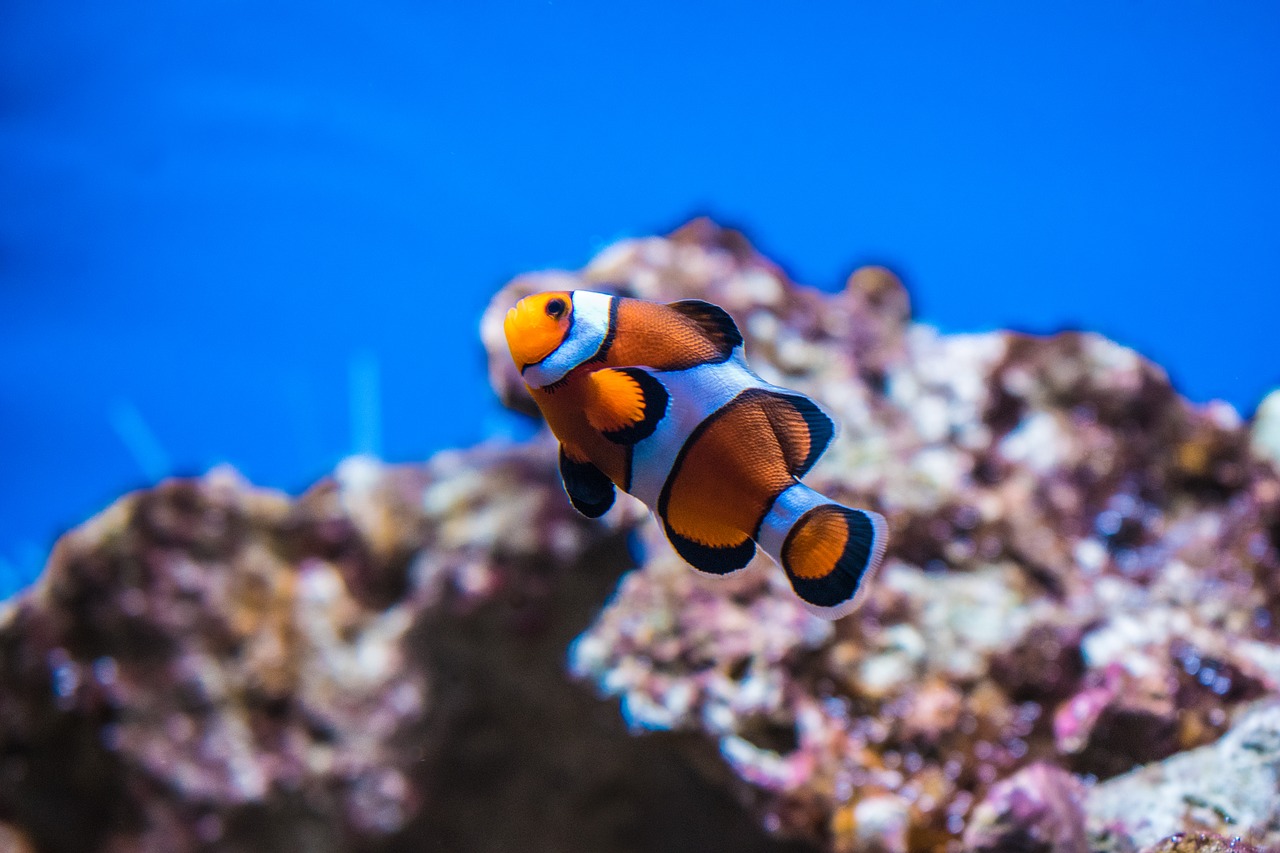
[757,483,887,619]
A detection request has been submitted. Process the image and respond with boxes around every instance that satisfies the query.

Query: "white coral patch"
[1086,703,1280,849]
[998,411,1071,474]
[885,564,1041,680]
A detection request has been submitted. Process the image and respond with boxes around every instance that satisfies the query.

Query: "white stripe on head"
[522,290,613,388]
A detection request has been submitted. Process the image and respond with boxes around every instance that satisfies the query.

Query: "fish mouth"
[505,307,527,372]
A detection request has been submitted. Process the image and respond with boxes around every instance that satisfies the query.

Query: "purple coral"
[962,762,1088,853]
[0,450,630,850]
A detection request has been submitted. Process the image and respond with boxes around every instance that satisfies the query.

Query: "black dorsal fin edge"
[666,299,744,356]
[773,391,834,478]
[733,388,835,479]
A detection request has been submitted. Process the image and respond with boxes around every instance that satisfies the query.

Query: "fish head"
[504,291,574,373]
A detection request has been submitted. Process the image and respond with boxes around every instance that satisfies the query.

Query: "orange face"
[504,291,573,372]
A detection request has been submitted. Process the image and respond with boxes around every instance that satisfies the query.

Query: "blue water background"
[3,3,1278,597]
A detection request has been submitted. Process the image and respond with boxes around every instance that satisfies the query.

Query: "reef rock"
[5,220,1280,852]
[1087,701,1280,851]
[3,447,815,853]
[1254,390,1280,468]
[483,219,1280,851]
[1139,835,1266,853]
[0,450,621,851]
[962,762,1088,853]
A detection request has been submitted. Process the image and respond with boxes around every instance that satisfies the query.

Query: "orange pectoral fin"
[585,367,669,445]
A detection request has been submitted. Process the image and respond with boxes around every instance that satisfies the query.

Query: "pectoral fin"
[584,367,669,445]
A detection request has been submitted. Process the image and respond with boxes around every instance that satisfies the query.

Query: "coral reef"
[1088,702,1280,852]
[0,451,604,850]
[961,763,1087,853]
[3,220,1279,851]
[485,219,1280,851]
[1,448,813,852]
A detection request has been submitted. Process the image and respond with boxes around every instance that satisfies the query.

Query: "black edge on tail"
[783,506,886,612]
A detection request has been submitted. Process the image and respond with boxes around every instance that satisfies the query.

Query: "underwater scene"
[3,4,1280,852]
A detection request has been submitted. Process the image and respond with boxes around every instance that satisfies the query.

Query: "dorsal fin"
[758,390,834,478]
[666,299,743,359]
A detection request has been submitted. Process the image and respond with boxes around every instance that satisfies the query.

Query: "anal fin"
[559,446,616,518]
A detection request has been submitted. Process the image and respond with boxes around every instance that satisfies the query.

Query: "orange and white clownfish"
[503,290,888,619]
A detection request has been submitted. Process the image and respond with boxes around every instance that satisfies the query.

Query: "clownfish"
[503,290,887,619]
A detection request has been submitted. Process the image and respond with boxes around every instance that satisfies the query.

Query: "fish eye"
[545,298,567,319]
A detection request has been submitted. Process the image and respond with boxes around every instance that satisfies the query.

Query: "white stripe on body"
[625,350,766,507]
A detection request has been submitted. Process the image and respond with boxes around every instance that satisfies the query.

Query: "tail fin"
[757,483,887,619]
